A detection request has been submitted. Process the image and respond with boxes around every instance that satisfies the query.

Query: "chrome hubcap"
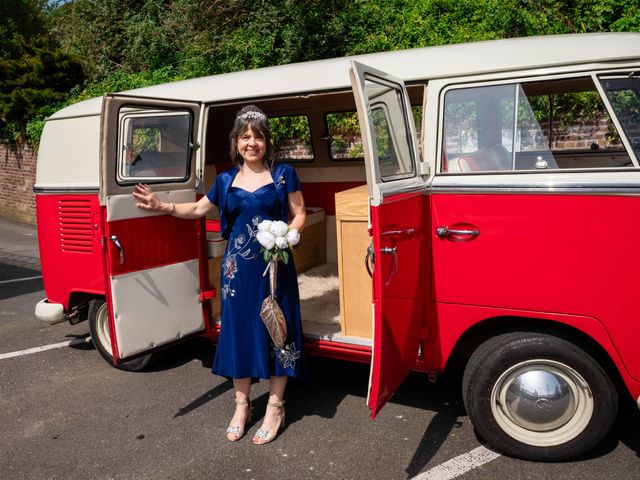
[491,359,593,447]
[504,369,575,431]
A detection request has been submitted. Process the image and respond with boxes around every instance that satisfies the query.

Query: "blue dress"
[206,164,304,379]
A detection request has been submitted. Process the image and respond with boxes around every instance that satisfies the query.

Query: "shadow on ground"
[0,261,42,301]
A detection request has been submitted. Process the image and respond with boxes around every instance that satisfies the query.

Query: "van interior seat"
[446,146,512,173]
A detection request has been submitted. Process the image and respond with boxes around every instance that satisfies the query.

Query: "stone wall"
[0,143,37,224]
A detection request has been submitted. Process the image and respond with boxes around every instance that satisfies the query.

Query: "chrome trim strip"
[637,395,640,411]
[33,187,99,194]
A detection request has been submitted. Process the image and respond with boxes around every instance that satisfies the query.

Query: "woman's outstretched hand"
[133,183,162,211]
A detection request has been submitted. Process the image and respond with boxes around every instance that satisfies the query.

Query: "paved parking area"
[1,216,639,479]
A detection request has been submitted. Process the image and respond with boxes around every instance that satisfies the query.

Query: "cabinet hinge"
[419,326,429,339]
[199,289,216,303]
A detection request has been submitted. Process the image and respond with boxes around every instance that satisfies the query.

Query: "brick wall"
[0,143,37,224]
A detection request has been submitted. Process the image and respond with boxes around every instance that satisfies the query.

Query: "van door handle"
[109,235,125,264]
[436,226,480,239]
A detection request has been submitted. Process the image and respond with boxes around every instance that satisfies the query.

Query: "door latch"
[109,235,124,264]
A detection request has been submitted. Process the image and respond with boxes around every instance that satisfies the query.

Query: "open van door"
[99,95,209,365]
[349,61,429,418]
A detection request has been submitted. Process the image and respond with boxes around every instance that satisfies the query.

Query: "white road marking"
[0,338,91,360]
[411,446,501,480]
[0,275,42,285]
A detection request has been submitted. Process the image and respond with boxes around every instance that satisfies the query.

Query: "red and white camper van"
[34,33,640,461]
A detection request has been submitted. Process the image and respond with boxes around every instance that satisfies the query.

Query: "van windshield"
[601,76,640,160]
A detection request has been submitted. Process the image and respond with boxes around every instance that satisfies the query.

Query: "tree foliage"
[0,0,84,143]
[1,0,639,145]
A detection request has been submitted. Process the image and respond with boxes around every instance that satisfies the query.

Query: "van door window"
[442,77,633,173]
[601,76,640,159]
[118,108,192,183]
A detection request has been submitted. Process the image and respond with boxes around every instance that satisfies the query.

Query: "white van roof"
[49,32,640,120]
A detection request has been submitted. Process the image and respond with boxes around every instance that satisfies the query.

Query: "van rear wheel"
[462,332,617,461]
[88,299,152,372]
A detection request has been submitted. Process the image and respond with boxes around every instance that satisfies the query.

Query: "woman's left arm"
[288,190,306,232]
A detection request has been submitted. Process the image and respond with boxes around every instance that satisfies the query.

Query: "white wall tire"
[88,299,152,372]
[463,332,617,461]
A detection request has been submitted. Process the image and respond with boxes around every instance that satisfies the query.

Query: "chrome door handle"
[109,235,124,264]
[381,246,397,285]
[436,227,480,238]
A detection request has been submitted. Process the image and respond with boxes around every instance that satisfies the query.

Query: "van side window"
[326,111,364,161]
[326,107,421,162]
[601,76,640,160]
[442,78,632,173]
[118,109,191,182]
[269,115,313,162]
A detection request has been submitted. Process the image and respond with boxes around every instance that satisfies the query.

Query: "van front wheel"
[462,332,617,461]
[88,299,152,372]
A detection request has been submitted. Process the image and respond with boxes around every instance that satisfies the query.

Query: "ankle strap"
[268,400,285,408]
[234,398,250,405]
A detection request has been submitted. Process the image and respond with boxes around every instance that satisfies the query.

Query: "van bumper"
[35,299,66,325]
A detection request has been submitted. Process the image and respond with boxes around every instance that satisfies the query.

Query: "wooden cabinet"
[292,207,326,274]
[335,185,372,338]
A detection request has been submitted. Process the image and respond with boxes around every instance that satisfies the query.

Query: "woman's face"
[237,126,266,164]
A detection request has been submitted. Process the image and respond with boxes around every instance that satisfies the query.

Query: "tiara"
[238,110,267,121]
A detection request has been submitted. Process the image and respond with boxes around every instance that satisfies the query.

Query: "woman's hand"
[133,183,163,211]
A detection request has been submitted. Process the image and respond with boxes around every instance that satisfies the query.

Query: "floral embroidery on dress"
[234,234,246,249]
[271,342,301,369]
[221,215,262,300]
[221,283,234,299]
[223,255,238,279]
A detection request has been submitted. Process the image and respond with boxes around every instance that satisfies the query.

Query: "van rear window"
[118,109,192,183]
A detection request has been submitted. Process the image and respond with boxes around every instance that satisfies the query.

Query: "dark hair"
[229,105,273,169]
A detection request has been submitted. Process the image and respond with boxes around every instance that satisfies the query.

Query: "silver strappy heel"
[226,398,252,442]
[252,400,285,445]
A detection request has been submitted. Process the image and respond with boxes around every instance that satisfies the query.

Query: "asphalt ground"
[1,216,639,480]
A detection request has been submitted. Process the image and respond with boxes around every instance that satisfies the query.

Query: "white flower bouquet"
[256,220,300,265]
[256,219,300,351]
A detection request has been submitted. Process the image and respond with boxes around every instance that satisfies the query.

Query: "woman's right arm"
[133,183,214,219]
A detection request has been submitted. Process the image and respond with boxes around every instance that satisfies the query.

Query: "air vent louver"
[59,199,93,253]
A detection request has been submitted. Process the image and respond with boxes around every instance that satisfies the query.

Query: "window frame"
[115,106,194,186]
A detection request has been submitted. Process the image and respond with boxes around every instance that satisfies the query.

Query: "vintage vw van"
[33,33,640,461]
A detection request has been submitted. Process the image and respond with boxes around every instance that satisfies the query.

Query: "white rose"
[286,229,300,246]
[257,220,273,232]
[270,220,289,237]
[275,236,288,249]
[256,231,276,250]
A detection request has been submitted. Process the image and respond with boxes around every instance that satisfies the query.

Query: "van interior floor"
[298,263,371,346]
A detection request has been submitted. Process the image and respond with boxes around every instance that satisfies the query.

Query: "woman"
[133,105,306,444]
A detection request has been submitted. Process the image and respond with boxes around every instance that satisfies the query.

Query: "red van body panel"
[36,194,105,309]
[430,192,640,382]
